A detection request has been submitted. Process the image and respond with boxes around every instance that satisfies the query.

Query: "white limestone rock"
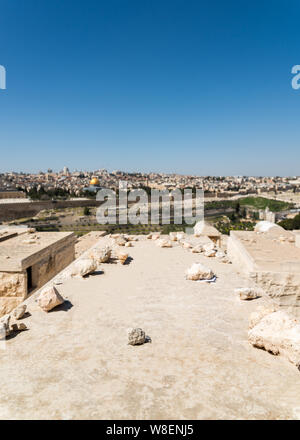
[181,241,193,249]
[235,287,264,301]
[12,304,27,320]
[37,285,65,312]
[114,236,127,246]
[156,238,172,248]
[203,242,215,252]
[249,305,277,329]
[90,246,111,263]
[169,232,178,241]
[128,328,146,346]
[151,233,161,241]
[70,258,97,277]
[204,249,216,257]
[215,250,226,259]
[191,245,203,253]
[248,311,300,365]
[125,242,132,247]
[0,314,11,338]
[185,263,214,281]
[117,251,129,265]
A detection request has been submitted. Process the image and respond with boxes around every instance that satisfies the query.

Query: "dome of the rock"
[90,177,100,186]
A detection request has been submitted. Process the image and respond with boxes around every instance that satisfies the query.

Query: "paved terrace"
[0,237,300,419]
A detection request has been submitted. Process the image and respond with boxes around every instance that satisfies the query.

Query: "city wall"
[0,200,101,222]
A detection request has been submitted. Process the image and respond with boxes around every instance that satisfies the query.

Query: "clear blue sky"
[0,0,300,175]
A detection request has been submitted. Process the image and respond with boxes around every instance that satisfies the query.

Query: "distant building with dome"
[83,176,102,193]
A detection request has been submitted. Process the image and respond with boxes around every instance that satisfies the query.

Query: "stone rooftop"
[1,236,300,419]
[230,230,300,273]
[0,231,75,271]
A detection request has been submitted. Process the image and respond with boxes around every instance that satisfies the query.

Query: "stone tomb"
[227,223,300,317]
[0,231,76,316]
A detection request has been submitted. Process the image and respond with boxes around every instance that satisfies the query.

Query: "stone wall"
[31,239,75,291]
[250,270,300,318]
[0,200,100,222]
[227,232,256,273]
[0,271,27,316]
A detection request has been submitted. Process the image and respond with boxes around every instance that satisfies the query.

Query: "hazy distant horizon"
[1,166,300,179]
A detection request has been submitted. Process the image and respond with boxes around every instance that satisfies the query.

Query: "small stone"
[128,328,146,345]
[235,287,264,301]
[185,263,214,281]
[12,304,27,320]
[11,322,27,332]
[156,238,172,248]
[204,249,216,257]
[0,314,11,338]
[117,251,129,265]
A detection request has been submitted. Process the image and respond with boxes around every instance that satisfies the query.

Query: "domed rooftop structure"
[90,177,100,186]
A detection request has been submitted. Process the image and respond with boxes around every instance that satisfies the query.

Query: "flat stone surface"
[0,238,300,419]
[0,232,75,271]
[231,230,300,273]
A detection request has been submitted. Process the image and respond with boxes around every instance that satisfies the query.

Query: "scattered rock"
[90,246,111,263]
[0,314,11,338]
[22,238,36,245]
[203,242,215,252]
[156,238,172,248]
[70,258,97,277]
[117,251,129,265]
[235,287,264,301]
[248,311,300,365]
[185,263,214,281]
[176,232,185,241]
[169,232,178,241]
[114,236,127,246]
[191,245,203,253]
[215,250,226,259]
[12,304,27,320]
[126,235,138,242]
[125,242,133,247]
[181,241,193,249]
[37,286,65,312]
[151,233,161,241]
[204,249,216,257]
[11,322,27,332]
[128,328,146,345]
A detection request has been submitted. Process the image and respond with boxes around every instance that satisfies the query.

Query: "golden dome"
[90,177,100,186]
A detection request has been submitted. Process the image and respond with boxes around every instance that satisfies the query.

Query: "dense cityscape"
[1,168,300,200]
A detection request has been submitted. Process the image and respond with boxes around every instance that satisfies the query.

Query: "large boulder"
[37,286,65,312]
[70,258,97,277]
[249,305,276,329]
[90,246,111,264]
[248,310,300,365]
[185,263,214,281]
